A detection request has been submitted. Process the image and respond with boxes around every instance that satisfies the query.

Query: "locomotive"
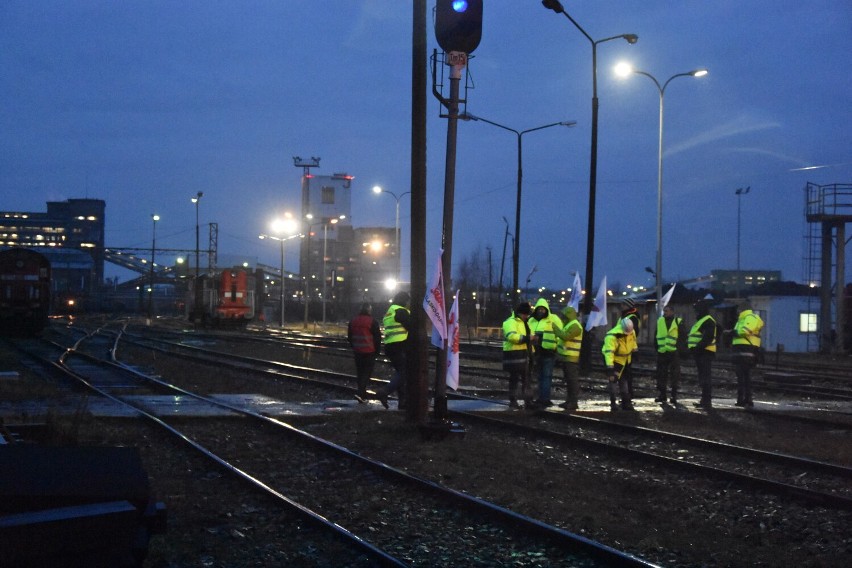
[186,267,256,326]
[0,248,51,335]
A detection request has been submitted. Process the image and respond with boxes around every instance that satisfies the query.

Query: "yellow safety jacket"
[530,298,561,352]
[602,325,636,368]
[688,315,717,352]
[732,310,763,349]
[555,319,583,363]
[502,312,530,367]
[656,316,683,353]
[382,304,409,345]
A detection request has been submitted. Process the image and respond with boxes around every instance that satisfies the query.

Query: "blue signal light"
[452,1,468,12]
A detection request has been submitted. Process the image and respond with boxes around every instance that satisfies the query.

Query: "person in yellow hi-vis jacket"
[731,302,764,408]
[601,317,637,411]
[502,302,533,409]
[688,300,717,410]
[553,306,583,411]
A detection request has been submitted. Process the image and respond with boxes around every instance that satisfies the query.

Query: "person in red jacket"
[347,303,382,403]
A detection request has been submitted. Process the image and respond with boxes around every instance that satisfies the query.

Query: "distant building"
[711,269,781,294]
[0,198,105,294]
[350,227,400,304]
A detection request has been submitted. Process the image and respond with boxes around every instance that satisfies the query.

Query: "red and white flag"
[585,276,608,331]
[446,290,461,390]
[423,250,446,348]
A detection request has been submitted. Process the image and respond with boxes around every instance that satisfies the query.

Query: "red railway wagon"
[0,248,51,335]
[187,267,255,326]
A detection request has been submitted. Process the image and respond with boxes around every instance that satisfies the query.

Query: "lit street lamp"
[541,0,637,372]
[259,212,300,327]
[614,62,708,312]
[191,191,203,319]
[148,214,159,322]
[372,185,411,280]
[460,112,575,301]
[735,186,751,298]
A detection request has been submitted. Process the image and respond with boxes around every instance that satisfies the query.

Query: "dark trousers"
[505,363,530,403]
[353,352,376,397]
[385,345,408,405]
[656,351,681,397]
[623,358,635,396]
[560,360,580,408]
[733,348,757,404]
[693,350,714,404]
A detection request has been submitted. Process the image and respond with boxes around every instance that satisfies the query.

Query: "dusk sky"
[2,1,850,292]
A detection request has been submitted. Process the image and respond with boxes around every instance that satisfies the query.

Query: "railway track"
[9,330,659,567]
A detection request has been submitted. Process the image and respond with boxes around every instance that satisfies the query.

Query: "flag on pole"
[585,276,608,331]
[446,290,461,390]
[568,271,582,311]
[660,283,676,310]
[423,250,447,349]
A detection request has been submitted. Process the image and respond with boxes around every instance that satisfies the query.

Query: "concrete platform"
[2,394,849,419]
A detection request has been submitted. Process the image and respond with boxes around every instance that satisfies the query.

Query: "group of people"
[348,289,765,413]
[503,297,765,412]
[346,291,412,409]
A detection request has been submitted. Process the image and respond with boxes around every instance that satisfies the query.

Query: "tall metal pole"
[279,238,285,326]
[192,192,203,319]
[616,66,708,313]
[735,186,750,298]
[499,216,510,302]
[395,197,401,279]
[303,230,311,329]
[148,214,158,322]
[410,0,428,423]
[541,0,637,373]
[322,223,328,325]
[435,53,464,422]
[462,114,573,302]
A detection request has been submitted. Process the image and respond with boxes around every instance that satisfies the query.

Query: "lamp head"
[458,112,478,121]
[614,61,633,78]
[691,68,709,77]
[623,34,639,44]
[372,185,383,194]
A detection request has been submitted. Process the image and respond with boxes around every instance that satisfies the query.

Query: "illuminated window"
[799,313,817,333]
[321,186,335,204]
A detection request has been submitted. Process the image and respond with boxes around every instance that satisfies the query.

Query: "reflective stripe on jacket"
[531,298,561,352]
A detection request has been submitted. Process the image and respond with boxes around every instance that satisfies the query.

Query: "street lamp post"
[372,186,411,280]
[303,214,345,327]
[735,186,751,298]
[461,113,575,301]
[191,192,203,319]
[148,214,159,322]
[260,213,300,327]
[541,0,637,373]
[498,215,511,303]
[614,63,708,312]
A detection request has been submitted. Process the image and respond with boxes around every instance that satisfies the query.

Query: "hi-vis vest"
[556,319,583,363]
[688,315,716,352]
[656,316,683,353]
[732,310,763,349]
[382,304,409,344]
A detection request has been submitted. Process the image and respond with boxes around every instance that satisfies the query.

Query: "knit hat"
[562,306,577,319]
[622,297,635,310]
[515,302,532,315]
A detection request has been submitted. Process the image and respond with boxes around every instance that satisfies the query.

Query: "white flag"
[423,250,447,349]
[585,276,608,331]
[568,271,582,311]
[660,283,676,310]
[446,290,461,390]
